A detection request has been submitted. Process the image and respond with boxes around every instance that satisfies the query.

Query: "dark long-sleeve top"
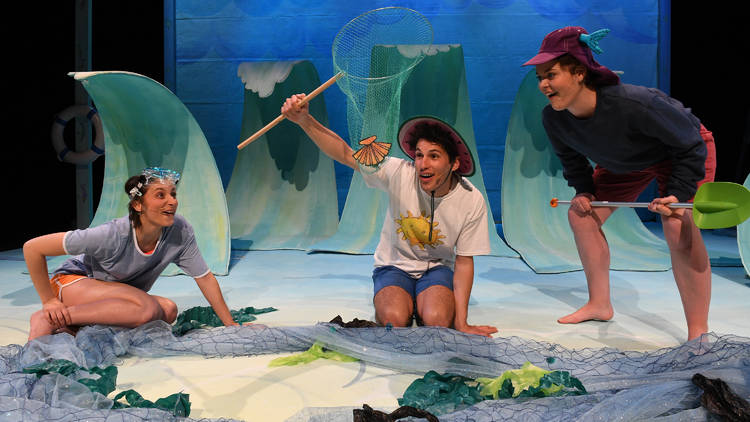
[542,83,707,202]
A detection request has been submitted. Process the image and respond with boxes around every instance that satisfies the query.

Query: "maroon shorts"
[592,124,716,202]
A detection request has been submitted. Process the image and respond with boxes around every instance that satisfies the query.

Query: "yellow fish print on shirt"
[395,210,445,250]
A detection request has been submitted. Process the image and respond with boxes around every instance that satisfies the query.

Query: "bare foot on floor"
[558,303,614,324]
[28,310,56,341]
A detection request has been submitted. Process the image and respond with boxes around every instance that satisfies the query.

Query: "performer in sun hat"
[524,26,716,340]
[282,93,497,337]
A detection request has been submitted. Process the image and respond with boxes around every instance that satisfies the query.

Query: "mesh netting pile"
[1,322,748,421]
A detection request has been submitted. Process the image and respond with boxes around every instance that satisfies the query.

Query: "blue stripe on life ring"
[91,145,105,155]
[58,147,70,161]
[86,108,97,120]
[54,116,68,126]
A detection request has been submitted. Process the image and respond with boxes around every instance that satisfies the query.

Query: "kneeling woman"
[25,167,237,341]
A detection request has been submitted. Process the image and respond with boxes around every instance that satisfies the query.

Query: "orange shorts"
[50,274,89,300]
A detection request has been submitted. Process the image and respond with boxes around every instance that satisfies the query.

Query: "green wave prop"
[398,45,517,257]
[739,174,750,276]
[501,70,670,273]
[227,61,339,250]
[49,71,230,276]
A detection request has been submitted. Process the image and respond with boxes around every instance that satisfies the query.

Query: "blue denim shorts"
[372,265,454,299]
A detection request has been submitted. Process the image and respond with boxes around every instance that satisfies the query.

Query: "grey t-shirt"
[54,215,209,292]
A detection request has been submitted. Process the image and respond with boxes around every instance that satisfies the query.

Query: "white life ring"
[50,105,105,165]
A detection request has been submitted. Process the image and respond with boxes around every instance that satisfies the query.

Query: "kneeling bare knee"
[377,307,412,327]
[134,300,164,326]
[419,308,452,327]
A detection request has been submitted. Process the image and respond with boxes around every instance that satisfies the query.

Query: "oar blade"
[692,182,750,229]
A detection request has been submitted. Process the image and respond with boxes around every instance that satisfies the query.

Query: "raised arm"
[452,255,498,337]
[281,94,358,170]
[23,233,71,328]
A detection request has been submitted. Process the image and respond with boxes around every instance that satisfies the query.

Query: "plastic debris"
[112,389,191,417]
[330,315,378,328]
[269,341,359,367]
[21,358,191,417]
[23,359,117,396]
[398,371,485,415]
[476,361,586,399]
[693,373,750,421]
[172,305,277,335]
[2,323,748,421]
[353,403,439,422]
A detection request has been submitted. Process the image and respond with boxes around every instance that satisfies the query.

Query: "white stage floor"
[1,226,748,420]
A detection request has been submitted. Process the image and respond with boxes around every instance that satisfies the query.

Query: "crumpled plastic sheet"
[1,322,748,421]
[0,396,242,422]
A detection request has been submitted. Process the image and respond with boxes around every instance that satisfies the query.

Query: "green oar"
[550,182,750,229]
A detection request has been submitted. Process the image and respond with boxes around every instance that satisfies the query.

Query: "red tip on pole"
[550,198,559,208]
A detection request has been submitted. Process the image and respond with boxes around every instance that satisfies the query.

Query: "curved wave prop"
[739,174,750,276]
[52,71,230,276]
[227,61,339,250]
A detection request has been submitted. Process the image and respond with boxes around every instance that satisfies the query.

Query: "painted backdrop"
[166,0,663,222]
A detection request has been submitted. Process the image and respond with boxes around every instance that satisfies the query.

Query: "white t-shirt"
[361,157,490,278]
[54,215,210,292]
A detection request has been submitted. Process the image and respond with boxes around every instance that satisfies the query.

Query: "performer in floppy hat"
[282,94,497,337]
[525,27,716,341]
[25,167,238,341]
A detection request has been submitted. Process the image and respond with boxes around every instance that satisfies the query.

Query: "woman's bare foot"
[558,302,614,324]
[28,310,56,341]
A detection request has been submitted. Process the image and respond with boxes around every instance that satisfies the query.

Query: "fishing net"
[2,322,748,421]
[331,7,432,142]
[310,7,435,253]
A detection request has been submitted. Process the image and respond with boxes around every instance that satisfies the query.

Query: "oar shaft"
[549,183,750,229]
[554,200,693,208]
[237,72,344,150]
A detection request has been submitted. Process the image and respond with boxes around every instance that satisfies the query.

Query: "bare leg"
[558,207,616,324]
[29,310,56,340]
[374,286,414,327]
[152,295,179,324]
[662,211,711,340]
[28,279,173,341]
[416,285,455,327]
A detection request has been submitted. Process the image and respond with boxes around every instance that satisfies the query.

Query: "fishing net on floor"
[1,321,748,421]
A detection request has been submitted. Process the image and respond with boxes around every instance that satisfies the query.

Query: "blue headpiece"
[578,28,610,55]
[128,167,181,200]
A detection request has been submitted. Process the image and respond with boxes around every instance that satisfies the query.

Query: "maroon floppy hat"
[398,116,475,177]
[523,26,619,86]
